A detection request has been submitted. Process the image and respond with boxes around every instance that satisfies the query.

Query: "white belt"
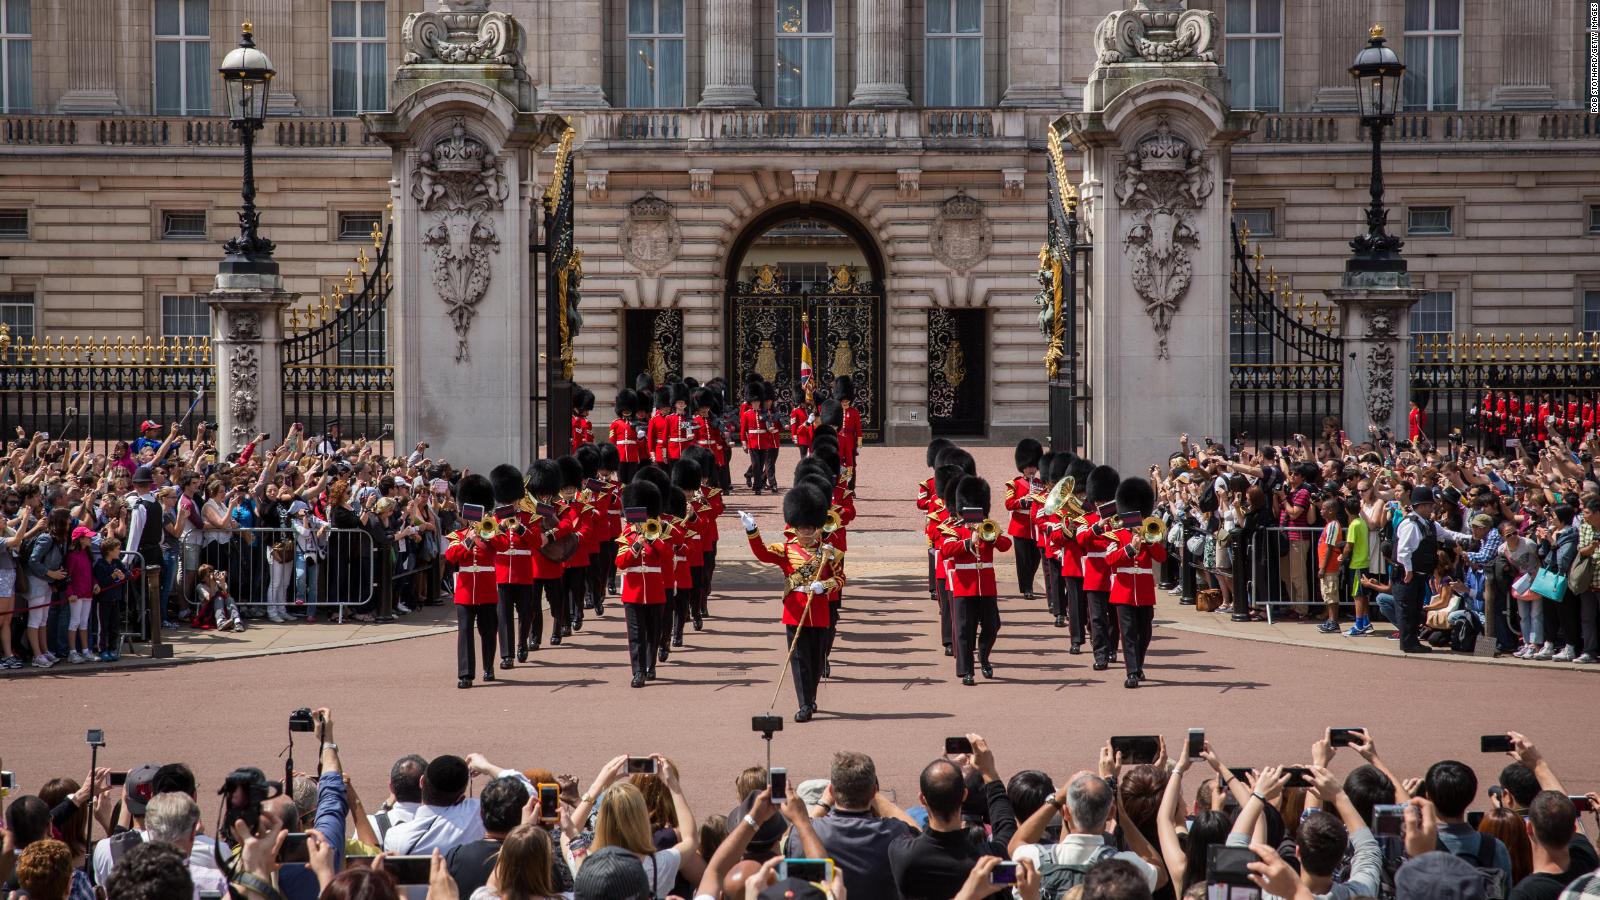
[615,439,637,446]
[670,436,691,442]
[459,565,494,574]
[952,563,994,570]
[622,566,661,574]
[503,549,532,556]
[1086,551,1108,559]
[1114,567,1152,575]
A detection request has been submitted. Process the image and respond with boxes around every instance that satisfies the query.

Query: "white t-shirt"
[1012,834,1159,890]
[636,848,681,900]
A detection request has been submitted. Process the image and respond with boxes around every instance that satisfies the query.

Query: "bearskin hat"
[597,442,620,472]
[575,445,600,479]
[742,380,762,404]
[670,458,703,492]
[668,382,691,408]
[684,376,700,391]
[941,447,977,477]
[1066,458,1095,491]
[1014,438,1043,473]
[810,433,840,456]
[832,375,856,402]
[652,386,673,410]
[622,480,662,520]
[1115,476,1156,517]
[664,482,688,519]
[573,388,595,413]
[682,445,716,479]
[614,388,638,418]
[556,455,584,491]
[490,464,526,505]
[810,444,842,477]
[1039,450,1056,478]
[693,387,715,411]
[811,424,838,444]
[1086,465,1121,506]
[934,463,966,511]
[525,460,561,497]
[457,473,495,511]
[797,473,835,500]
[926,438,956,468]
[819,400,845,430]
[795,457,836,485]
[783,482,831,529]
[632,464,670,497]
[954,475,991,518]
[1046,454,1073,484]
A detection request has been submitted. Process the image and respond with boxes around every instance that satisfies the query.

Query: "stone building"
[0,0,1597,444]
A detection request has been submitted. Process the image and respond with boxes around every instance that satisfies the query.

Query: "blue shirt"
[1436,823,1512,887]
[278,771,349,900]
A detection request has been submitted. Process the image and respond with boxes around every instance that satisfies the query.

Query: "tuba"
[974,518,1002,542]
[822,508,843,534]
[1041,476,1073,516]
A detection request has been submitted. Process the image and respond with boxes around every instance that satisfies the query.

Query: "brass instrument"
[476,516,501,540]
[974,518,1002,542]
[1041,476,1075,517]
[639,518,665,541]
[822,508,843,534]
[1134,516,1166,544]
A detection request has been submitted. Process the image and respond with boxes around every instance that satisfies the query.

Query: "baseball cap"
[125,764,161,816]
[1471,514,1494,528]
[1394,851,1484,900]
[71,525,97,542]
[573,845,651,900]
[288,500,310,517]
[139,420,160,432]
[758,878,829,900]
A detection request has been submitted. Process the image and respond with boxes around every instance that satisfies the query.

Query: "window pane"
[806,37,832,105]
[362,42,385,111]
[807,0,831,34]
[1234,208,1274,237]
[925,38,951,105]
[155,0,180,35]
[0,208,26,237]
[1402,37,1427,109]
[658,0,683,34]
[1256,0,1281,32]
[628,0,653,34]
[927,0,951,35]
[1432,35,1458,109]
[331,1,356,37]
[6,0,29,33]
[1589,205,1600,233]
[777,0,802,34]
[185,39,211,113]
[6,38,30,112]
[331,42,356,114]
[1408,207,1451,234]
[1253,37,1279,110]
[954,37,981,104]
[1225,0,1250,33]
[360,0,385,37]
[1435,0,1460,30]
[1404,0,1429,31]
[776,37,801,106]
[155,40,181,114]
[627,39,655,105]
[1224,38,1250,108]
[1586,292,1600,333]
[955,0,980,33]
[183,0,208,36]
[658,38,683,104]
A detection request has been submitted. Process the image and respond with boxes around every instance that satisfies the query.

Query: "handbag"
[1530,566,1568,603]
[1568,551,1594,599]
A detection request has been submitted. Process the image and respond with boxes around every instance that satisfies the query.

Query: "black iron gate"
[624,309,684,386]
[928,307,987,436]
[726,265,884,442]
[538,128,580,458]
[1227,219,1344,447]
[1040,127,1092,454]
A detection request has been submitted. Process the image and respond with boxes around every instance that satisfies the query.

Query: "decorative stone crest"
[792,169,819,200]
[1115,116,1213,359]
[585,169,609,200]
[402,0,522,66]
[689,168,714,200]
[1367,343,1396,426]
[227,345,260,446]
[1002,168,1026,199]
[412,118,509,362]
[229,310,261,341]
[931,191,992,273]
[897,168,921,199]
[619,194,681,274]
[1366,307,1397,340]
[1094,0,1218,65]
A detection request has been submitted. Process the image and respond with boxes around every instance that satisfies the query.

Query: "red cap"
[139,420,160,432]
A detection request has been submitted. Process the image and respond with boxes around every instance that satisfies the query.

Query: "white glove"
[739,510,758,533]
[809,581,828,595]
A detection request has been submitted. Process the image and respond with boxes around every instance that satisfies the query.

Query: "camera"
[289,708,316,733]
[219,767,284,837]
[1372,804,1406,837]
[85,729,106,747]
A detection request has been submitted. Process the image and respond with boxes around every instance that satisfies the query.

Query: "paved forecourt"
[6,446,1596,812]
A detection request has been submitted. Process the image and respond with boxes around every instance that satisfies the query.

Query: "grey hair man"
[1007,771,1167,894]
[144,792,229,897]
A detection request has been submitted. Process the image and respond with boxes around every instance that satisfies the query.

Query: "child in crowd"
[92,537,129,662]
[194,564,243,633]
[1316,497,1348,634]
[64,525,96,663]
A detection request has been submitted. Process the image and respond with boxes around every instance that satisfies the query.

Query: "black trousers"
[1042,565,1063,618]
[1116,604,1156,676]
[670,583,697,640]
[927,550,938,598]
[1394,574,1427,651]
[691,560,710,619]
[1064,575,1089,648]
[456,604,498,680]
[1087,588,1119,664]
[496,583,536,657]
[953,594,1001,677]
[588,541,615,614]
[700,547,718,615]
[1014,537,1040,596]
[563,567,587,627]
[936,579,953,649]
[624,603,663,676]
[1556,586,1583,650]
[1579,591,1600,657]
[619,461,640,484]
[760,447,780,488]
[533,577,563,643]
[786,624,825,710]
[797,445,811,459]
[823,600,841,661]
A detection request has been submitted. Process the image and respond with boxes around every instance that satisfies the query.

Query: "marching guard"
[1075,464,1123,670]
[1005,439,1044,601]
[610,389,645,484]
[1108,476,1166,688]
[489,464,541,668]
[616,480,672,687]
[937,475,1013,685]
[444,474,502,689]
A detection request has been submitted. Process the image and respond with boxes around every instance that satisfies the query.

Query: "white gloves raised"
[809,581,828,595]
[739,510,758,533]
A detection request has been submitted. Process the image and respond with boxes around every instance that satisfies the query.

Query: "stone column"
[1492,0,1555,108]
[542,0,608,108]
[1328,287,1424,438]
[1000,0,1063,106]
[1311,0,1363,110]
[699,0,758,107]
[849,0,911,106]
[240,0,301,113]
[208,278,297,459]
[54,0,124,113]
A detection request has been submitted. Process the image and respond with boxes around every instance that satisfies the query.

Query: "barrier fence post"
[144,556,172,659]
[1180,525,1198,604]
[377,549,394,619]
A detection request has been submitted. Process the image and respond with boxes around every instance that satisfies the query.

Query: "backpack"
[1035,843,1118,899]
[1452,833,1508,900]
[1450,612,1482,653]
[106,829,145,866]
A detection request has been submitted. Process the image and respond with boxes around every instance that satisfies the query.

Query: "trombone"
[476,516,502,540]
[638,518,665,541]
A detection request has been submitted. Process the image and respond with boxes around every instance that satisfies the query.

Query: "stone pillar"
[849,0,911,106]
[542,0,608,108]
[365,0,566,471]
[241,0,301,113]
[1311,0,1364,111]
[1492,0,1555,108]
[1063,1,1255,467]
[1327,287,1424,439]
[699,0,758,107]
[54,0,124,113]
[208,278,297,458]
[1000,0,1063,106]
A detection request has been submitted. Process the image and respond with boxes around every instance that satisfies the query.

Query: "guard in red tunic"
[920,439,956,602]
[571,388,596,452]
[610,389,644,484]
[938,476,1013,685]
[1075,464,1123,671]
[576,445,614,617]
[597,443,624,597]
[790,395,816,458]
[668,459,707,643]
[684,446,724,621]
[616,480,672,687]
[930,462,968,657]
[1005,439,1044,601]
[647,386,674,465]
[1108,476,1166,689]
[1058,457,1096,652]
[489,464,541,668]
[741,481,844,723]
[739,382,774,493]
[444,474,501,689]
[1034,453,1064,625]
[524,460,581,646]
[833,376,862,490]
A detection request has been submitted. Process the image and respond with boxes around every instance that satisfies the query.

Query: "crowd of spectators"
[4,723,1597,900]
[0,420,456,670]
[1152,423,1600,662]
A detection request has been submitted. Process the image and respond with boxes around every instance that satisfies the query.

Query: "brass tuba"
[822,508,843,534]
[1041,475,1074,516]
[974,518,1002,542]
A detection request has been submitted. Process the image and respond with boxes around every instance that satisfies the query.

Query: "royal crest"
[931,191,992,273]
[619,194,681,274]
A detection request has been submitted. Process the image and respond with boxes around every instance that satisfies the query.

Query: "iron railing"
[1042,125,1092,455]
[1412,332,1600,447]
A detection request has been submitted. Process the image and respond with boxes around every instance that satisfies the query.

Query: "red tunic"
[790,407,814,448]
[491,511,543,585]
[916,477,935,512]
[526,506,581,580]
[1076,512,1115,592]
[1108,533,1167,607]
[747,532,843,627]
[647,411,672,463]
[610,418,644,464]
[841,405,863,462]
[664,413,694,461]
[615,529,672,605]
[571,415,593,452]
[1004,477,1036,539]
[443,529,499,605]
[937,525,1013,596]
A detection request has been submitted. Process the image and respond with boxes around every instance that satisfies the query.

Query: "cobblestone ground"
[6,445,1596,810]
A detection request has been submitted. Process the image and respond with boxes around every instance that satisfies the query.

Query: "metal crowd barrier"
[1245,525,1359,624]
[184,526,377,622]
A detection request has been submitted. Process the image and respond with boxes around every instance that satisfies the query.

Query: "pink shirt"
[66,547,94,598]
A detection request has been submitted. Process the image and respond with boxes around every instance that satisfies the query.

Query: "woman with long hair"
[474,824,562,900]
[575,755,700,899]
[24,508,71,666]
[1477,807,1533,884]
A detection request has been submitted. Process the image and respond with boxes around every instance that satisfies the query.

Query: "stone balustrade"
[0,115,384,149]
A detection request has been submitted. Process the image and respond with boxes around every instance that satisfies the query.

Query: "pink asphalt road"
[5,446,1595,811]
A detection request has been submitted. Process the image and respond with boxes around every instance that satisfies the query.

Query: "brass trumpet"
[974,518,1002,542]
[639,518,665,541]
[822,508,843,534]
[1132,516,1165,544]
[476,516,501,540]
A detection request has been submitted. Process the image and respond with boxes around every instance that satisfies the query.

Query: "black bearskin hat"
[810,444,841,478]
[934,464,965,511]
[926,438,956,468]
[575,445,600,479]
[1014,438,1043,473]
[652,386,673,410]
[797,473,834,497]
[525,459,562,497]
[597,442,620,472]
[573,388,595,413]
[1039,450,1056,478]
[795,457,836,486]
[490,464,526,505]
[664,482,688,519]
[683,445,716,480]
[819,400,845,429]
[684,376,700,391]
[556,455,584,490]
[632,464,670,497]
[1066,458,1095,491]
[622,480,662,520]
[692,387,715,411]
[811,424,838,444]
[743,379,763,404]
[832,375,856,402]
[1115,477,1156,517]
[940,447,977,477]
[783,482,831,529]
[670,458,703,492]
[457,473,494,511]
[614,388,639,418]
[954,475,991,518]
[635,371,656,394]
[1086,465,1121,506]
[668,383,691,408]
[1046,453,1072,484]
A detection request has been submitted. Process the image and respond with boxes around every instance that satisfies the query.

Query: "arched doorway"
[723,204,887,442]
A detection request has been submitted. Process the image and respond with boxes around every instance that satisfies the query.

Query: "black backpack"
[1452,833,1508,900]
[1450,613,1482,653]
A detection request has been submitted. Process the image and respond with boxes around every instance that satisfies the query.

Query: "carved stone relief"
[1367,343,1396,426]
[402,0,522,66]
[619,194,681,274]
[930,191,992,273]
[1094,0,1218,65]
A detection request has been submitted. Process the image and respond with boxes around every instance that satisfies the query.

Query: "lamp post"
[219,22,277,276]
[1345,24,1407,281]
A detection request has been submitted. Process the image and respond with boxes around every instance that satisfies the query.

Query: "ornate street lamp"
[1345,24,1407,280]
[219,22,277,276]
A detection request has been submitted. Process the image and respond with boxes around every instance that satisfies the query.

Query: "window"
[331,0,385,115]
[1409,290,1454,360]
[0,292,33,351]
[154,0,210,116]
[777,262,831,289]
[161,210,207,239]
[627,0,685,107]
[1233,206,1276,238]
[0,207,26,239]
[776,0,833,107]
[1407,206,1452,235]
[161,294,210,339]
[1223,0,1282,112]
[337,309,386,366]
[1588,205,1600,235]
[0,0,30,113]
[1229,305,1273,365]
[1584,290,1600,335]
[338,211,383,241]
[1403,0,1460,111]
[925,0,982,107]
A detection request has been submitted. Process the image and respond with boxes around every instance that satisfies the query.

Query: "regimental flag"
[799,312,814,400]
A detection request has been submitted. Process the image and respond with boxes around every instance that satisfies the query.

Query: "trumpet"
[822,508,843,534]
[1131,516,1165,545]
[973,519,1002,542]
[638,518,665,541]
[476,517,501,540]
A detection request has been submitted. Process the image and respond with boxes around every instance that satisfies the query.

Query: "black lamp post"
[1345,24,1407,279]
[219,22,277,276]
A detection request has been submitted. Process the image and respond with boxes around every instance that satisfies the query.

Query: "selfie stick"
[58,406,82,446]
[175,386,206,432]
[84,733,103,882]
